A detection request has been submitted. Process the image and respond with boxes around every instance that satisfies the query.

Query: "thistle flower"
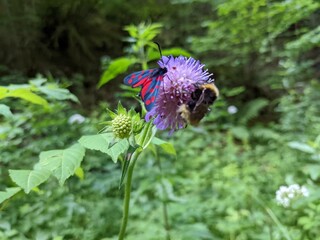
[275,184,309,207]
[145,56,214,133]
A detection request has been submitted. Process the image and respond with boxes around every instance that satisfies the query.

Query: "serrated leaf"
[152,137,176,156]
[9,169,51,193]
[98,57,136,88]
[0,187,21,204]
[0,104,13,118]
[79,133,114,153]
[39,143,85,185]
[107,140,129,163]
[79,134,129,163]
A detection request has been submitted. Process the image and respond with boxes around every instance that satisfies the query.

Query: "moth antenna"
[154,42,163,58]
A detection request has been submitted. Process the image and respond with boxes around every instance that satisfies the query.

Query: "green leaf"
[231,126,250,141]
[124,24,138,38]
[107,140,129,163]
[39,143,85,185]
[29,76,47,87]
[0,187,21,204]
[303,164,320,180]
[9,169,51,193]
[79,133,114,153]
[0,86,8,97]
[0,104,13,118]
[1,89,48,106]
[147,47,192,61]
[152,137,176,156]
[238,98,269,124]
[74,167,84,180]
[162,48,191,57]
[288,141,315,154]
[38,86,78,102]
[79,134,129,163]
[225,86,246,97]
[98,57,136,88]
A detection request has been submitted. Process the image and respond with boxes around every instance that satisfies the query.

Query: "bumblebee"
[178,83,219,125]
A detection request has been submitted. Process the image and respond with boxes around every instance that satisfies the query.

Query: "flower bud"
[112,114,132,139]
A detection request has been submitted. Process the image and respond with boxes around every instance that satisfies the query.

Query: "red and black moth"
[124,43,168,111]
[123,67,167,111]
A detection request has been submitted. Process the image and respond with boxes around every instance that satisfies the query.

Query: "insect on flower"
[178,83,219,125]
[123,43,167,111]
[124,44,217,133]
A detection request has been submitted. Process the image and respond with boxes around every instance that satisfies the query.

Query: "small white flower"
[227,105,238,114]
[275,184,309,207]
[68,114,85,124]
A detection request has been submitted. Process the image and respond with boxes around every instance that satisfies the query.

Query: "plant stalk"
[118,151,140,240]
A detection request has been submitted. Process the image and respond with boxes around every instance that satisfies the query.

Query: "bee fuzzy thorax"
[199,83,219,97]
[178,83,219,126]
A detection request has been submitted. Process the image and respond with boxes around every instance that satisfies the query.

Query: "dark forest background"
[1,0,320,239]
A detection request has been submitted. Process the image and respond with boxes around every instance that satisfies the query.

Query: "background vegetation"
[0,0,319,239]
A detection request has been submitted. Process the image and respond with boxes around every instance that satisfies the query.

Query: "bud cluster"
[112,114,132,139]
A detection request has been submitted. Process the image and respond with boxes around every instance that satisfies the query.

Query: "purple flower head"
[145,55,213,133]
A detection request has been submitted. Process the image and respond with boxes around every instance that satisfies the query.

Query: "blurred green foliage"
[1,0,320,239]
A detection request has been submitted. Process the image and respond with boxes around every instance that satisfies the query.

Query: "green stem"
[265,207,292,240]
[118,151,140,240]
[138,46,148,70]
[251,193,292,240]
[142,61,148,71]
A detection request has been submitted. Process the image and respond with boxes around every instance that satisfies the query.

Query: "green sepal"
[99,125,113,134]
[106,108,117,119]
[117,101,127,115]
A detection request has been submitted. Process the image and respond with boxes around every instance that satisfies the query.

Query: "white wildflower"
[275,184,309,207]
[227,105,238,114]
[68,114,85,124]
